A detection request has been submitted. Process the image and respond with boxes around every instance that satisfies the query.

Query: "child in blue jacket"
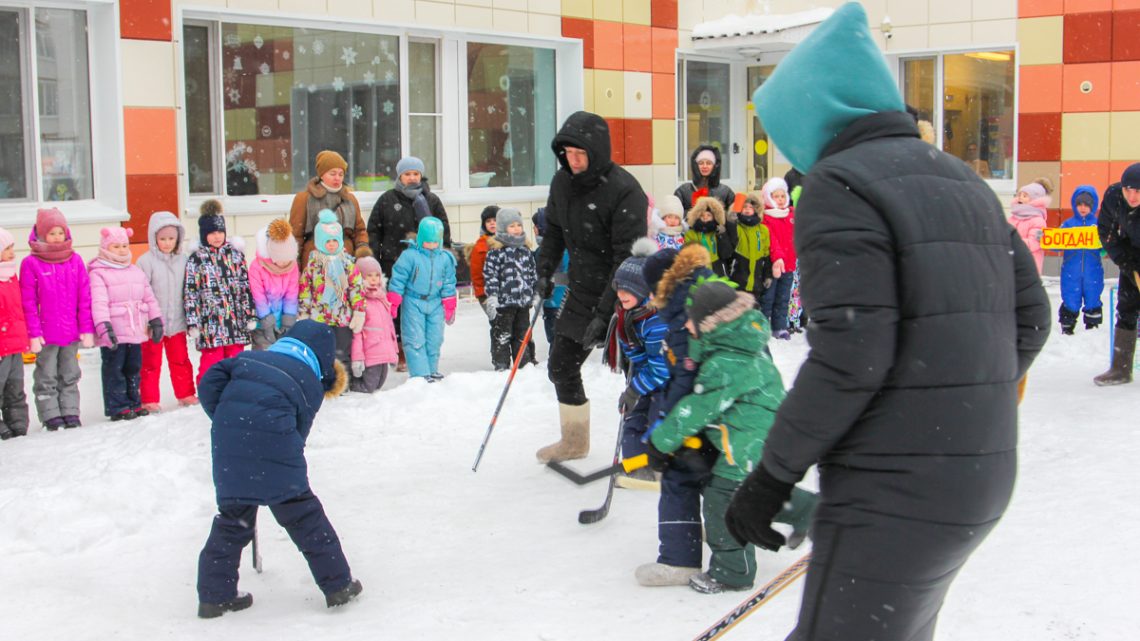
[607,238,670,466]
[532,208,569,348]
[195,320,361,618]
[1059,185,1104,334]
[387,217,457,381]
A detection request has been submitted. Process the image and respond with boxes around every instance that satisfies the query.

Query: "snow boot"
[62,415,81,429]
[535,402,590,463]
[635,563,700,587]
[688,572,751,595]
[1093,329,1136,386]
[325,579,363,608]
[198,592,253,619]
[1084,308,1102,330]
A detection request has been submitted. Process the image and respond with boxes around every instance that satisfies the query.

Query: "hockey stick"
[576,414,626,524]
[251,524,263,573]
[691,552,811,641]
[548,436,702,485]
[472,303,545,472]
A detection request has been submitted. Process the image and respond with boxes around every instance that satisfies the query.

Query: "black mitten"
[724,465,795,551]
[148,318,164,344]
[100,321,118,350]
[645,440,671,473]
[617,385,640,414]
[581,317,609,349]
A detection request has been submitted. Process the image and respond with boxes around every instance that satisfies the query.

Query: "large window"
[678,59,731,182]
[0,7,93,202]
[902,50,1016,181]
[466,43,556,188]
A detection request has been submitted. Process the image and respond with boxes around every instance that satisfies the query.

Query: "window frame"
[175,8,584,214]
[0,0,126,226]
[893,44,1020,194]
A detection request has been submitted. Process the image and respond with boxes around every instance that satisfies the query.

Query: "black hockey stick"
[548,437,701,485]
[576,415,625,524]
[251,524,263,573]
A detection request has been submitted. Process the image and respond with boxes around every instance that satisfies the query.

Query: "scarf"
[692,187,709,202]
[259,256,295,275]
[692,218,719,233]
[97,246,132,266]
[658,223,684,237]
[322,182,343,193]
[0,259,16,281]
[312,251,350,309]
[29,235,74,264]
[397,181,424,201]
[737,213,761,226]
[1010,202,1046,220]
[268,337,322,379]
[763,207,790,219]
[495,232,527,248]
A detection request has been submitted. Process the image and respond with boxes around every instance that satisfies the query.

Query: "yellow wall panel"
[1061,112,1111,161]
[1017,17,1063,66]
[1109,112,1140,161]
[652,118,675,165]
[593,69,625,118]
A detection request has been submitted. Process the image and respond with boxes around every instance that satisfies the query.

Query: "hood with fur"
[686,197,727,232]
[655,243,713,305]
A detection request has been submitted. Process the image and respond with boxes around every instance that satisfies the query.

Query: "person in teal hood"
[386,217,457,381]
[1058,185,1104,334]
[725,4,1051,641]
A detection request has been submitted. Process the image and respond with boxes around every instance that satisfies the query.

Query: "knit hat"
[100,226,132,249]
[314,209,343,255]
[641,247,679,293]
[315,150,347,179]
[1018,182,1047,201]
[35,207,68,242]
[686,279,748,337]
[695,149,717,166]
[658,195,684,221]
[1074,191,1095,209]
[0,227,14,253]
[396,156,426,179]
[611,237,659,301]
[198,199,226,245]
[480,205,501,235]
[0,227,15,280]
[258,218,298,264]
[1122,163,1140,190]
[356,255,383,277]
[495,207,524,233]
[416,216,444,248]
[752,2,905,172]
[762,177,790,209]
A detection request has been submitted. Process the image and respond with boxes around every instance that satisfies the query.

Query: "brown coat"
[288,178,370,271]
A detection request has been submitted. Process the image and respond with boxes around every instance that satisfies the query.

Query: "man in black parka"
[1094,162,1140,386]
[724,4,1051,641]
[534,111,648,462]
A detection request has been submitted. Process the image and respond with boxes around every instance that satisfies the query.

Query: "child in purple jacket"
[249,219,300,350]
[20,208,95,431]
[89,227,165,421]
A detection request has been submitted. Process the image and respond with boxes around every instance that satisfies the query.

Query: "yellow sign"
[1041,227,1102,250]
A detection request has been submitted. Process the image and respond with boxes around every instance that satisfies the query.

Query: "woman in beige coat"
[288,150,371,271]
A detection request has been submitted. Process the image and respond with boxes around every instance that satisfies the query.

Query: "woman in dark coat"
[195,320,361,618]
[724,5,1051,641]
[674,144,735,213]
[366,156,452,279]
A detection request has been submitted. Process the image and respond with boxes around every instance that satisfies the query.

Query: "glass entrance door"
[746,65,775,192]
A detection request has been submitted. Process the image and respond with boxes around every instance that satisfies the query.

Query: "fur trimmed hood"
[743,192,765,216]
[325,360,348,399]
[306,176,353,199]
[486,234,536,251]
[655,243,712,305]
[686,197,726,232]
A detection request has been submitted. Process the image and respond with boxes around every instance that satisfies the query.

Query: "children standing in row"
[387,217,457,381]
[21,207,94,430]
[482,208,538,371]
[757,178,796,340]
[184,200,257,386]
[0,228,29,439]
[1058,185,1104,334]
[88,227,164,421]
[349,256,398,393]
[137,211,198,411]
[249,219,299,350]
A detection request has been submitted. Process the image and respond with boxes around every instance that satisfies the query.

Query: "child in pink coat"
[0,227,29,440]
[1008,181,1049,275]
[350,256,398,393]
[89,227,164,421]
[21,207,95,431]
[249,219,300,350]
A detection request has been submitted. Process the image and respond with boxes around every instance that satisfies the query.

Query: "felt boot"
[536,402,590,463]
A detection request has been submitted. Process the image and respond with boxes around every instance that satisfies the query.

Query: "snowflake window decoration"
[340,46,357,66]
[312,39,325,55]
[332,76,345,92]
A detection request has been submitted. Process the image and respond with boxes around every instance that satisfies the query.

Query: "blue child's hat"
[281,319,337,390]
[416,217,444,248]
[752,2,905,173]
[314,209,343,255]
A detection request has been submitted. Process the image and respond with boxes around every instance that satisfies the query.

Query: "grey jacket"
[136,211,189,334]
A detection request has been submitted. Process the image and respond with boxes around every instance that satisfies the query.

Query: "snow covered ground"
[1,282,1134,640]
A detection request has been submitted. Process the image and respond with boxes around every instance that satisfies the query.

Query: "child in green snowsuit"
[647,278,816,594]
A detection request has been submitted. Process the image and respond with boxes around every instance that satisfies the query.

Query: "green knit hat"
[752,2,905,173]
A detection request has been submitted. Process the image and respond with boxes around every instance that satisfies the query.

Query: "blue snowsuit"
[196,320,354,604]
[388,218,457,378]
[1059,185,1104,330]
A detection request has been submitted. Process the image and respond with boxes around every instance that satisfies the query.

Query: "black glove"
[645,440,672,473]
[148,318,164,344]
[100,321,118,350]
[535,276,554,301]
[280,314,296,335]
[724,465,795,551]
[618,385,640,415]
[581,316,609,349]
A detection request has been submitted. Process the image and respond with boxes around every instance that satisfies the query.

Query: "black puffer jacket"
[367,183,452,277]
[1097,182,1140,276]
[537,111,648,343]
[674,144,735,212]
[760,111,1051,526]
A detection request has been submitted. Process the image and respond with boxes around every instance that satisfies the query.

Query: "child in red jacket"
[0,227,29,439]
[758,177,796,339]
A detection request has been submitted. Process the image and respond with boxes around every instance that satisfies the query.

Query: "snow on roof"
[691,7,834,41]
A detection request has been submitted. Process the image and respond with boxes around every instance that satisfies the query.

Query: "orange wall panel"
[123,108,178,175]
[119,0,172,42]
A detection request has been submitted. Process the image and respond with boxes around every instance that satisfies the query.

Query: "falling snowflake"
[362,70,375,84]
[308,84,317,93]
[340,46,357,66]
[372,55,381,65]
[276,114,285,124]
[258,62,270,75]
[331,107,339,116]
[382,100,394,115]
[253,35,264,49]
[227,88,241,104]
[385,70,394,82]
[233,56,243,71]
[351,104,363,120]
[332,76,345,91]
[517,107,527,116]
[486,105,497,114]
[312,39,325,55]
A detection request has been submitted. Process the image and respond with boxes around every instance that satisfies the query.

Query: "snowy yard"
[0,282,1134,640]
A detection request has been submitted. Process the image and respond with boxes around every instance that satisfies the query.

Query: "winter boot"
[536,402,590,463]
[198,592,253,618]
[688,572,751,594]
[1093,328,1136,386]
[1058,304,1078,336]
[325,579,363,608]
[396,345,407,373]
[635,563,700,587]
[1084,308,1103,330]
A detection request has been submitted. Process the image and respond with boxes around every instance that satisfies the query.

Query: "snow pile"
[692,8,834,40]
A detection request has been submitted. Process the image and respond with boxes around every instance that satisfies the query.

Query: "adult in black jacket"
[534,111,648,463]
[366,156,452,279]
[725,5,1051,640]
[674,144,735,213]
[1094,163,1140,385]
